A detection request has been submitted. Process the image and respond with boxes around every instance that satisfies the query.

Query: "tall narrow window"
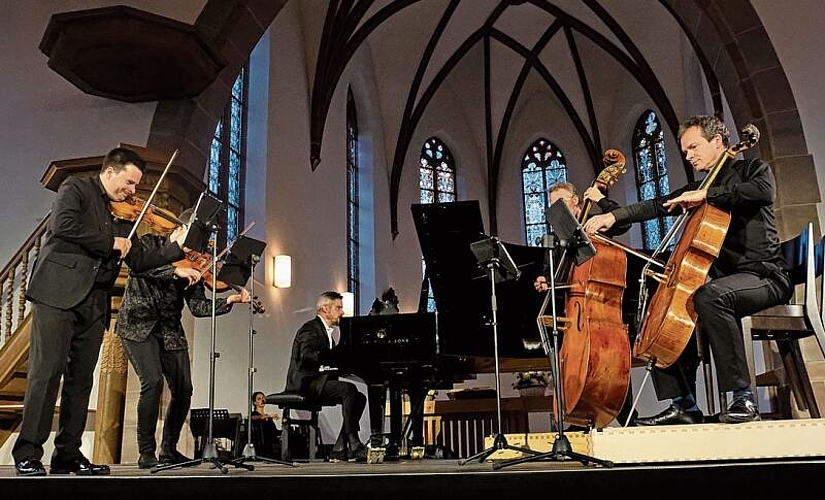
[420,137,456,311]
[420,137,456,203]
[208,67,248,249]
[632,110,672,250]
[521,139,568,247]
[346,88,360,313]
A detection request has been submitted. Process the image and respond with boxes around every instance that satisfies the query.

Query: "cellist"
[583,115,793,425]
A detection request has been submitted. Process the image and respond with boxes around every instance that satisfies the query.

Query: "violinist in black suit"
[13,148,187,476]
[285,291,367,462]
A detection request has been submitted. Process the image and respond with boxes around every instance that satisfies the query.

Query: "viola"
[111,196,186,235]
[174,248,266,314]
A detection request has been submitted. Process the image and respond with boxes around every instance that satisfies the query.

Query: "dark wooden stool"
[264,392,324,461]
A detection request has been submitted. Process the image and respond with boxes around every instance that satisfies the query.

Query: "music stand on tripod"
[494,199,613,470]
[459,236,540,465]
[153,194,255,474]
[220,236,298,468]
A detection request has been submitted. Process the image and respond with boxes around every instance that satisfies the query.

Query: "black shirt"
[611,157,785,278]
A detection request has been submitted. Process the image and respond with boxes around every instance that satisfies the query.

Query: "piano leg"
[407,384,426,448]
[387,387,403,460]
[367,383,387,447]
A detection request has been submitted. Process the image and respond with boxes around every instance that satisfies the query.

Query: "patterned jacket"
[114,234,234,351]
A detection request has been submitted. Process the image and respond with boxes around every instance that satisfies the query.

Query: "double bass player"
[583,115,793,425]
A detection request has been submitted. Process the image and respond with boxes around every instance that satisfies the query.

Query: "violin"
[111,196,187,235]
[174,248,266,314]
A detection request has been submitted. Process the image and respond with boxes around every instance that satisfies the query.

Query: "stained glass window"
[420,137,456,203]
[521,139,568,246]
[632,110,672,250]
[346,88,360,313]
[420,137,456,312]
[208,67,247,249]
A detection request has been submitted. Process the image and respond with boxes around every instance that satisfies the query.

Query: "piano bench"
[265,392,324,462]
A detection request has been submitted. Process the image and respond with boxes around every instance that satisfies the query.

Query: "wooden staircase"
[0,214,48,450]
[0,314,31,448]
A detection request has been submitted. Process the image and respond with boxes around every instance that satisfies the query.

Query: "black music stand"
[183,192,223,253]
[153,200,255,474]
[224,237,297,468]
[494,199,612,470]
[459,236,540,465]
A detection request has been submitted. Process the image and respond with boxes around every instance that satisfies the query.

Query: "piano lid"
[411,201,547,359]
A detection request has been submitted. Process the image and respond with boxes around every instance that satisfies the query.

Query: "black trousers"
[13,290,108,464]
[652,270,792,400]
[121,329,192,456]
[310,377,366,437]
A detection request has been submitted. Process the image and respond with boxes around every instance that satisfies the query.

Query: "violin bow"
[125,149,179,241]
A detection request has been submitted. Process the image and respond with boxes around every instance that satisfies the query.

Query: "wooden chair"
[740,222,825,418]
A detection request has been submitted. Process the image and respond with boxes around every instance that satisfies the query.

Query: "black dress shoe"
[328,447,348,462]
[636,405,704,426]
[348,443,367,462]
[16,459,46,476]
[719,396,760,423]
[159,449,193,466]
[138,453,159,469]
[50,457,111,475]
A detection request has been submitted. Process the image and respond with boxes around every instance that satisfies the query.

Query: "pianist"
[285,291,368,462]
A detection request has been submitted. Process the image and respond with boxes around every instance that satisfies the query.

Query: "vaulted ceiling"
[138,0,812,237]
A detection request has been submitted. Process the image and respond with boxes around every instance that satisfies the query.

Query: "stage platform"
[0,457,823,500]
[487,418,825,463]
[3,420,825,500]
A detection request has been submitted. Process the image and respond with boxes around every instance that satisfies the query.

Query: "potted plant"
[512,371,550,397]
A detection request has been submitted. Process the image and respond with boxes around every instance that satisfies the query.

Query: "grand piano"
[335,200,551,458]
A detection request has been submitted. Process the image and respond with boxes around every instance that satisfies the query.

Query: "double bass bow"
[539,149,631,429]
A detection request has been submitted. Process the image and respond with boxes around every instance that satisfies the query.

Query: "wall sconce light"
[273,255,292,288]
[342,291,355,317]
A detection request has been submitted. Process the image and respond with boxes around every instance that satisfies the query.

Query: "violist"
[583,115,792,425]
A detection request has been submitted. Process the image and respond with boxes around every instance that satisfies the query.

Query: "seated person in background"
[285,291,368,462]
[251,391,281,458]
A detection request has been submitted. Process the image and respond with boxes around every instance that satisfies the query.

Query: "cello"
[543,149,631,429]
[632,125,761,368]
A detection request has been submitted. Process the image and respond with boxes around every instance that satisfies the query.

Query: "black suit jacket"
[26,175,184,310]
[285,316,335,396]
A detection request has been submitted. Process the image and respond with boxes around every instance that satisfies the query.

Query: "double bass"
[632,125,761,368]
[544,149,631,429]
